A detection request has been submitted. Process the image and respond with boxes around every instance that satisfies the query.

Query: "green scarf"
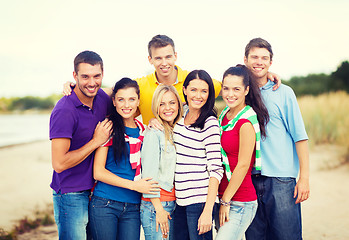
[218,105,261,181]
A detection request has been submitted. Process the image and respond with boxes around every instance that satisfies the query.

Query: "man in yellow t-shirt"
[135,35,221,125]
[64,35,279,125]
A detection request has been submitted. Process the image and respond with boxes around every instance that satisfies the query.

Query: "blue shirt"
[255,80,308,178]
[93,126,142,204]
[49,89,111,194]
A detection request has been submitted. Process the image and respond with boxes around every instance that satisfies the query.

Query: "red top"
[218,116,257,202]
[141,187,176,202]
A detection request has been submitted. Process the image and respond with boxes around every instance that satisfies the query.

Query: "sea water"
[0,114,50,147]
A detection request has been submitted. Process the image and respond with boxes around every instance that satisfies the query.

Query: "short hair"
[74,50,103,73]
[183,70,217,129]
[148,34,175,57]
[245,38,273,61]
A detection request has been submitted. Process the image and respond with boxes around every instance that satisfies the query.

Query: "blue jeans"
[214,200,257,240]
[173,203,217,240]
[246,175,302,240]
[52,189,90,240]
[141,200,176,240]
[89,195,141,240]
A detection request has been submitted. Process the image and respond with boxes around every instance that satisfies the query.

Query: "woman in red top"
[215,65,269,240]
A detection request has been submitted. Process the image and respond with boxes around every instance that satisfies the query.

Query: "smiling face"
[113,87,140,123]
[244,47,272,84]
[222,74,249,113]
[73,63,103,100]
[158,91,179,124]
[183,79,209,111]
[148,45,177,81]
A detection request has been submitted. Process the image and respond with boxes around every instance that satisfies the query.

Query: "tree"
[285,73,331,96]
[331,60,349,92]
[9,96,56,110]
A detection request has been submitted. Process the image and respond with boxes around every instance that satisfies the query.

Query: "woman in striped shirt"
[173,70,224,240]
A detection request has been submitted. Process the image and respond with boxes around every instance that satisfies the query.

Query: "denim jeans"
[246,175,302,240]
[89,195,141,240]
[140,200,176,240]
[173,203,217,240]
[214,200,257,240]
[52,189,90,240]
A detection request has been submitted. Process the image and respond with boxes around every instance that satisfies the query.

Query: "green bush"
[285,60,349,96]
[0,94,60,112]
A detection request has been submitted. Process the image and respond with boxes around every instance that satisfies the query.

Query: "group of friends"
[49,35,310,240]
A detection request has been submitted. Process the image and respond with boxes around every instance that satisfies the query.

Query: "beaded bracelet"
[219,199,232,206]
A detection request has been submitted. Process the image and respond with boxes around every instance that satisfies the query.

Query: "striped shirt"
[174,116,224,206]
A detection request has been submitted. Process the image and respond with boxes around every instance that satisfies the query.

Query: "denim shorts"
[140,200,176,240]
[246,175,302,240]
[89,195,141,240]
[214,200,257,240]
[53,189,90,240]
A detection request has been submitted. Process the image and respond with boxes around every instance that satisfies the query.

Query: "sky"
[1,0,348,97]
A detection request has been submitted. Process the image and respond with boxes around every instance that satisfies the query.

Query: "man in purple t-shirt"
[49,51,112,240]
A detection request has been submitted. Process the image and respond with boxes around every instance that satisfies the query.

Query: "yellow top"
[135,66,221,125]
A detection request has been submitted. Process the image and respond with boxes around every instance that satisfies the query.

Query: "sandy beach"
[0,140,348,239]
[0,141,53,231]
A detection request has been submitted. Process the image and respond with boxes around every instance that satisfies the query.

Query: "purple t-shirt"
[49,89,111,194]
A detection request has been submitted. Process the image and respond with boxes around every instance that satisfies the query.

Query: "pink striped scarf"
[103,118,145,181]
[124,119,145,181]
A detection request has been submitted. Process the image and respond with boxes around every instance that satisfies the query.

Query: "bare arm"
[147,118,164,130]
[93,145,160,194]
[267,71,281,90]
[62,82,75,96]
[294,139,310,204]
[51,119,112,173]
[150,198,171,237]
[102,87,113,96]
[219,123,255,226]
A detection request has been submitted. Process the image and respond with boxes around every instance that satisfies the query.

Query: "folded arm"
[51,119,112,173]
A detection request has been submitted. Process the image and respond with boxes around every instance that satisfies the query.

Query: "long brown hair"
[223,64,269,138]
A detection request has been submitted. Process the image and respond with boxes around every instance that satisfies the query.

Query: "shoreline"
[0,139,49,150]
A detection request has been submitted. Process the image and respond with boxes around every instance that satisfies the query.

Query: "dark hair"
[245,38,273,61]
[183,70,217,129]
[74,50,103,73]
[109,78,140,162]
[223,64,269,138]
[148,34,175,57]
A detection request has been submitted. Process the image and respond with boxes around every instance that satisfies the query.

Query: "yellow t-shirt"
[135,66,221,125]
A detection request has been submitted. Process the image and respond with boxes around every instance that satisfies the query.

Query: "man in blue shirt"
[244,38,310,240]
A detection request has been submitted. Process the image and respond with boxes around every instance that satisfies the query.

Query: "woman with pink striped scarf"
[89,78,160,240]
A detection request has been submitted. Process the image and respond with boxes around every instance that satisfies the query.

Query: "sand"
[0,141,53,231]
[0,141,348,239]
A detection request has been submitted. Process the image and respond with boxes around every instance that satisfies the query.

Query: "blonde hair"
[152,85,183,145]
